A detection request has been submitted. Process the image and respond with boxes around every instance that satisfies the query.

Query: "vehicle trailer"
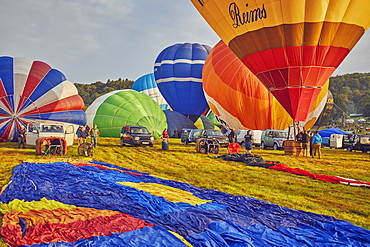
[343,134,370,153]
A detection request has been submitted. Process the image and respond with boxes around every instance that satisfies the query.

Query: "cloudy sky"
[1,0,369,84]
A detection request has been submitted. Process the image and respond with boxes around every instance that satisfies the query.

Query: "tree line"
[328,72,370,122]
[74,72,370,122]
[75,78,134,108]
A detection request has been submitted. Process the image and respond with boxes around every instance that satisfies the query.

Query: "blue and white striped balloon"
[154,43,211,122]
[132,73,169,110]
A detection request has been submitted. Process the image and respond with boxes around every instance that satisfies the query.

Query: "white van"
[26,122,76,146]
[236,130,263,147]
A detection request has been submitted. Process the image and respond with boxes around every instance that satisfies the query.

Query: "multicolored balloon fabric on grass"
[0,56,86,142]
[191,0,370,122]
[1,161,369,246]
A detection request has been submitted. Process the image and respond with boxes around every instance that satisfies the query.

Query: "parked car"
[261,129,288,150]
[181,129,203,144]
[120,125,154,147]
[236,130,263,147]
[198,129,229,147]
[26,122,76,146]
[342,134,370,152]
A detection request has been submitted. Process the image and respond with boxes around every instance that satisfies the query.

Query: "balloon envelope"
[132,73,169,110]
[0,56,86,141]
[154,43,211,122]
[202,41,329,131]
[191,0,370,121]
[163,110,196,137]
[85,90,167,139]
[194,115,216,130]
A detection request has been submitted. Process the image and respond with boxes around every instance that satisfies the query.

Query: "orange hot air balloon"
[191,0,370,122]
[203,41,329,131]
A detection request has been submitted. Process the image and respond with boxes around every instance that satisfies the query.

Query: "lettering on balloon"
[229,3,267,28]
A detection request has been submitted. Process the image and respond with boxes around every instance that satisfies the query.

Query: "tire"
[120,137,125,146]
[347,146,352,152]
[261,142,266,149]
[130,139,136,147]
[273,143,278,150]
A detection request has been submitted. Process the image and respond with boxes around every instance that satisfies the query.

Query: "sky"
[1,0,369,84]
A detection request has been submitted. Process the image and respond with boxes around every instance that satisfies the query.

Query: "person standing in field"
[78,126,89,145]
[18,125,27,149]
[301,130,310,157]
[228,128,236,143]
[243,130,254,154]
[311,131,322,158]
[162,128,169,139]
[90,125,100,148]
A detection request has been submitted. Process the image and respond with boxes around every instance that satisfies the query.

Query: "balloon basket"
[283,140,302,156]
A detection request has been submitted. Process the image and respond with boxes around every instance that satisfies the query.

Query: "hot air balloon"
[194,115,217,130]
[154,43,211,122]
[202,41,329,131]
[0,56,86,142]
[163,110,196,137]
[191,0,370,122]
[132,73,169,110]
[85,90,167,139]
[314,91,334,127]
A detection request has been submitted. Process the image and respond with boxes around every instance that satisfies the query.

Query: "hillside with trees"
[328,72,370,122]
[74,73,370,122]
[75,78,134,108]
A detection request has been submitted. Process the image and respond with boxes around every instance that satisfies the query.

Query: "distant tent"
[318,128,348,138]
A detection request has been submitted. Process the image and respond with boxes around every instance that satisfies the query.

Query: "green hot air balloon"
[86,90,167,139]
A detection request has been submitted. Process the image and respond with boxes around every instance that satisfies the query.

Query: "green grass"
[0,137,369,235]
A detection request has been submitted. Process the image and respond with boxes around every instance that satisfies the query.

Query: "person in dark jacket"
[301,130,310,157]
[18,126,27,149]
[228,128,236,143]
[77,126,89,145]
[244,130,254,154]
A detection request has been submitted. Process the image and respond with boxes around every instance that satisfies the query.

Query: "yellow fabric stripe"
[118,182,212,205]
[191,0,370,44]
[0,197,76,214]
[3,207,120,227]
[169,231,194,247]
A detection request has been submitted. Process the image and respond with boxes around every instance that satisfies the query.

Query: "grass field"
[0,137,369,239]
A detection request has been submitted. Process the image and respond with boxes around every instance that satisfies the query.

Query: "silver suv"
[261,129,288,150]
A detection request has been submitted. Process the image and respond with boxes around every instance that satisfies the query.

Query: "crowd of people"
[295,130,323,158]
[76,124,100,148]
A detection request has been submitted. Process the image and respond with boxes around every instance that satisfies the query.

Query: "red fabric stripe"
[242,45,350,73]
[73,163,144,176]
[16,61,52,112]
[0,120,14,142]
[267,162,370,187]
[0,79,13,113]
[269,87,322,122]
[2,212,154,246]
[20,95,85,116]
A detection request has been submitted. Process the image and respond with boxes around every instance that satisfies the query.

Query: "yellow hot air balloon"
[203,41,329,130]
[191,0,370,122]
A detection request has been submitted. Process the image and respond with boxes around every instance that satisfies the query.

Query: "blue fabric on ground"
[1,161,369,246]
[28,226,188,247]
